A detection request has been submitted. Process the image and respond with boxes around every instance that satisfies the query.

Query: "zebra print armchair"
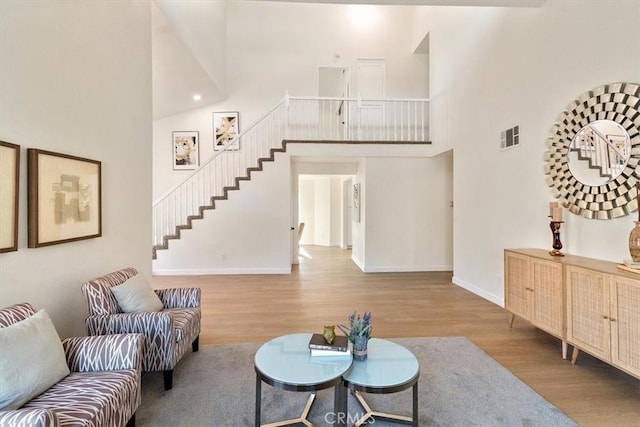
[81,268,201,390]
[0,302,143,427]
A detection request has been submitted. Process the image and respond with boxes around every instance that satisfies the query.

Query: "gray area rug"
[137,337,576,426]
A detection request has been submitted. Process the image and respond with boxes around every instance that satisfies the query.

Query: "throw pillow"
[0,309,70,410]
[110,273,164,312]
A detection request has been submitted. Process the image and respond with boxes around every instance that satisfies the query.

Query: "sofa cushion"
[0,309,70,410]
[110,274,163,313]
[22,370,139,427]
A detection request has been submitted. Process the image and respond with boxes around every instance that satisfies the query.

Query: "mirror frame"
[544,82,640,219]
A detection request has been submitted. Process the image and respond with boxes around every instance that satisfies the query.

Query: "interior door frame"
[318,66,350,139]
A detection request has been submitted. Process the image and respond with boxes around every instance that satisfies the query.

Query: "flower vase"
[353,335,368,361]
[629,221,640,262]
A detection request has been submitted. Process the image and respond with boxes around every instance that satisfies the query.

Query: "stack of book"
[308,333,350,357]
[617,259,640,275]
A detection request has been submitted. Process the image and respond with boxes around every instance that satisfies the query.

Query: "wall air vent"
[500,125,520,150]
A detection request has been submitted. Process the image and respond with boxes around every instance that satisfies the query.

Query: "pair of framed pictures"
[172,112,240,171]
[0,143,102,252]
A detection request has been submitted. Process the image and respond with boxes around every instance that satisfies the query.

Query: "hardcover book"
[308,333,348,352]
[310,348,350,357]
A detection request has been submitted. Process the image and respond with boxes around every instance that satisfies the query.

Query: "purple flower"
[337,310,372,343]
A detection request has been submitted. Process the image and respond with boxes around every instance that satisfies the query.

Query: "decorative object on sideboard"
[548,202,565,257]
[338,310,372,361]
[629,182,640,262]
[544,82,640,219]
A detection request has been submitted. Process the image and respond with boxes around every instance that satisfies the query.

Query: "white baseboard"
[362,265,453,273]
[153,267,292,276]
[351,256,365,272]
[452,276,504,307]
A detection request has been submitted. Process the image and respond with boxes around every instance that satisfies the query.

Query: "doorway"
[318,66,349,139]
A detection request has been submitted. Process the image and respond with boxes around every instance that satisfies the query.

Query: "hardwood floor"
[153,245,640,427]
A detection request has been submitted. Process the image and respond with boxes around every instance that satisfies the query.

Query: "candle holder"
[549,220,565,257]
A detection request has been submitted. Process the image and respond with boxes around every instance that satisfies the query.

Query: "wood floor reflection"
[153,245,640,427]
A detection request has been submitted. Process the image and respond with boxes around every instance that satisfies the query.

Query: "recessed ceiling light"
[193,94,202,101]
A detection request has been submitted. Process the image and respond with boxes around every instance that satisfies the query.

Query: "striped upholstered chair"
[81,268,201,391]
[0,302,143,427]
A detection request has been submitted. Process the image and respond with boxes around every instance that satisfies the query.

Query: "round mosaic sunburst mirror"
[544,82,640,219]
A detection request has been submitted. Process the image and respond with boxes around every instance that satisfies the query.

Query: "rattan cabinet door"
[566,266,610,362]
[610,275,640,378]
[505,251,532,321]
[531,258,564,338]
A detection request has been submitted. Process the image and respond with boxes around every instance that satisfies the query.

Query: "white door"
[356,59,385,139]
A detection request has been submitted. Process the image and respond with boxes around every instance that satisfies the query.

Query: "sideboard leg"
[508,313,515,328]
[571,346,580,364]
[562,341,568,360]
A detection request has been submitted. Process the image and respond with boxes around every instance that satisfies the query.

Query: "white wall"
[151,1,431,274]
[298,177,316,244]
[416,0,640,304]
[298,175,348,247]
[0,1,152,337]
[152,155,292,274]
[330,177,343,246]
[153,1,428,203]
[362,154,453,272]
[314,177,331,246]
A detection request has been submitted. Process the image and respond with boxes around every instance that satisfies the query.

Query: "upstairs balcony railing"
[152,94,430,255]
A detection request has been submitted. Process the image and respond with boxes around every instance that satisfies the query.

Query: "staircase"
[570,124,629,180]
[152,94,430,259]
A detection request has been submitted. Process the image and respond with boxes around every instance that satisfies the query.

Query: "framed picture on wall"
[27,149,102,248]
[213,112,239,151]
[173,131,199,170]
[0,141,20,253]
[353,183,361,223]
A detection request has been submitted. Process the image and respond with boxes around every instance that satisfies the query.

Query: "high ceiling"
[152,0,546,120]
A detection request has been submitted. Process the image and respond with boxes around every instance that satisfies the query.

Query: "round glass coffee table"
[254,333,353,427]
[341,338,420,426]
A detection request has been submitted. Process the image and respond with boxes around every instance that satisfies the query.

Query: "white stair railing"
[572,124,629,178]
[152,94,430,255]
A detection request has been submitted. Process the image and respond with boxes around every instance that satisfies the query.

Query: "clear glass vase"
[353,335,368,361]
[629,221,640,262]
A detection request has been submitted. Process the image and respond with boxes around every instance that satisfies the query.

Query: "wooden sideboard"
[504,248,640,379]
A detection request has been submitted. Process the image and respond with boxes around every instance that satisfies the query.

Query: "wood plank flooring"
[152,245,640,427]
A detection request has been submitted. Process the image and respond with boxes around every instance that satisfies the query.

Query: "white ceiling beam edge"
[252,0,546,8]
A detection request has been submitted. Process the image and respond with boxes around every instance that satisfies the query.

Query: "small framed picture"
[353,183,361,223]
[173,131,199,170]
[0,141,20,253]
[213,112,239,150]
[27,149,102,248]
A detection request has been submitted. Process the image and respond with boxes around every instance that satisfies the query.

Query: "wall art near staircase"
[0,141,20,253]
[27,149,102,247]
[173,131,199,170]
[213,111,239,151]
[353,183,361,223]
